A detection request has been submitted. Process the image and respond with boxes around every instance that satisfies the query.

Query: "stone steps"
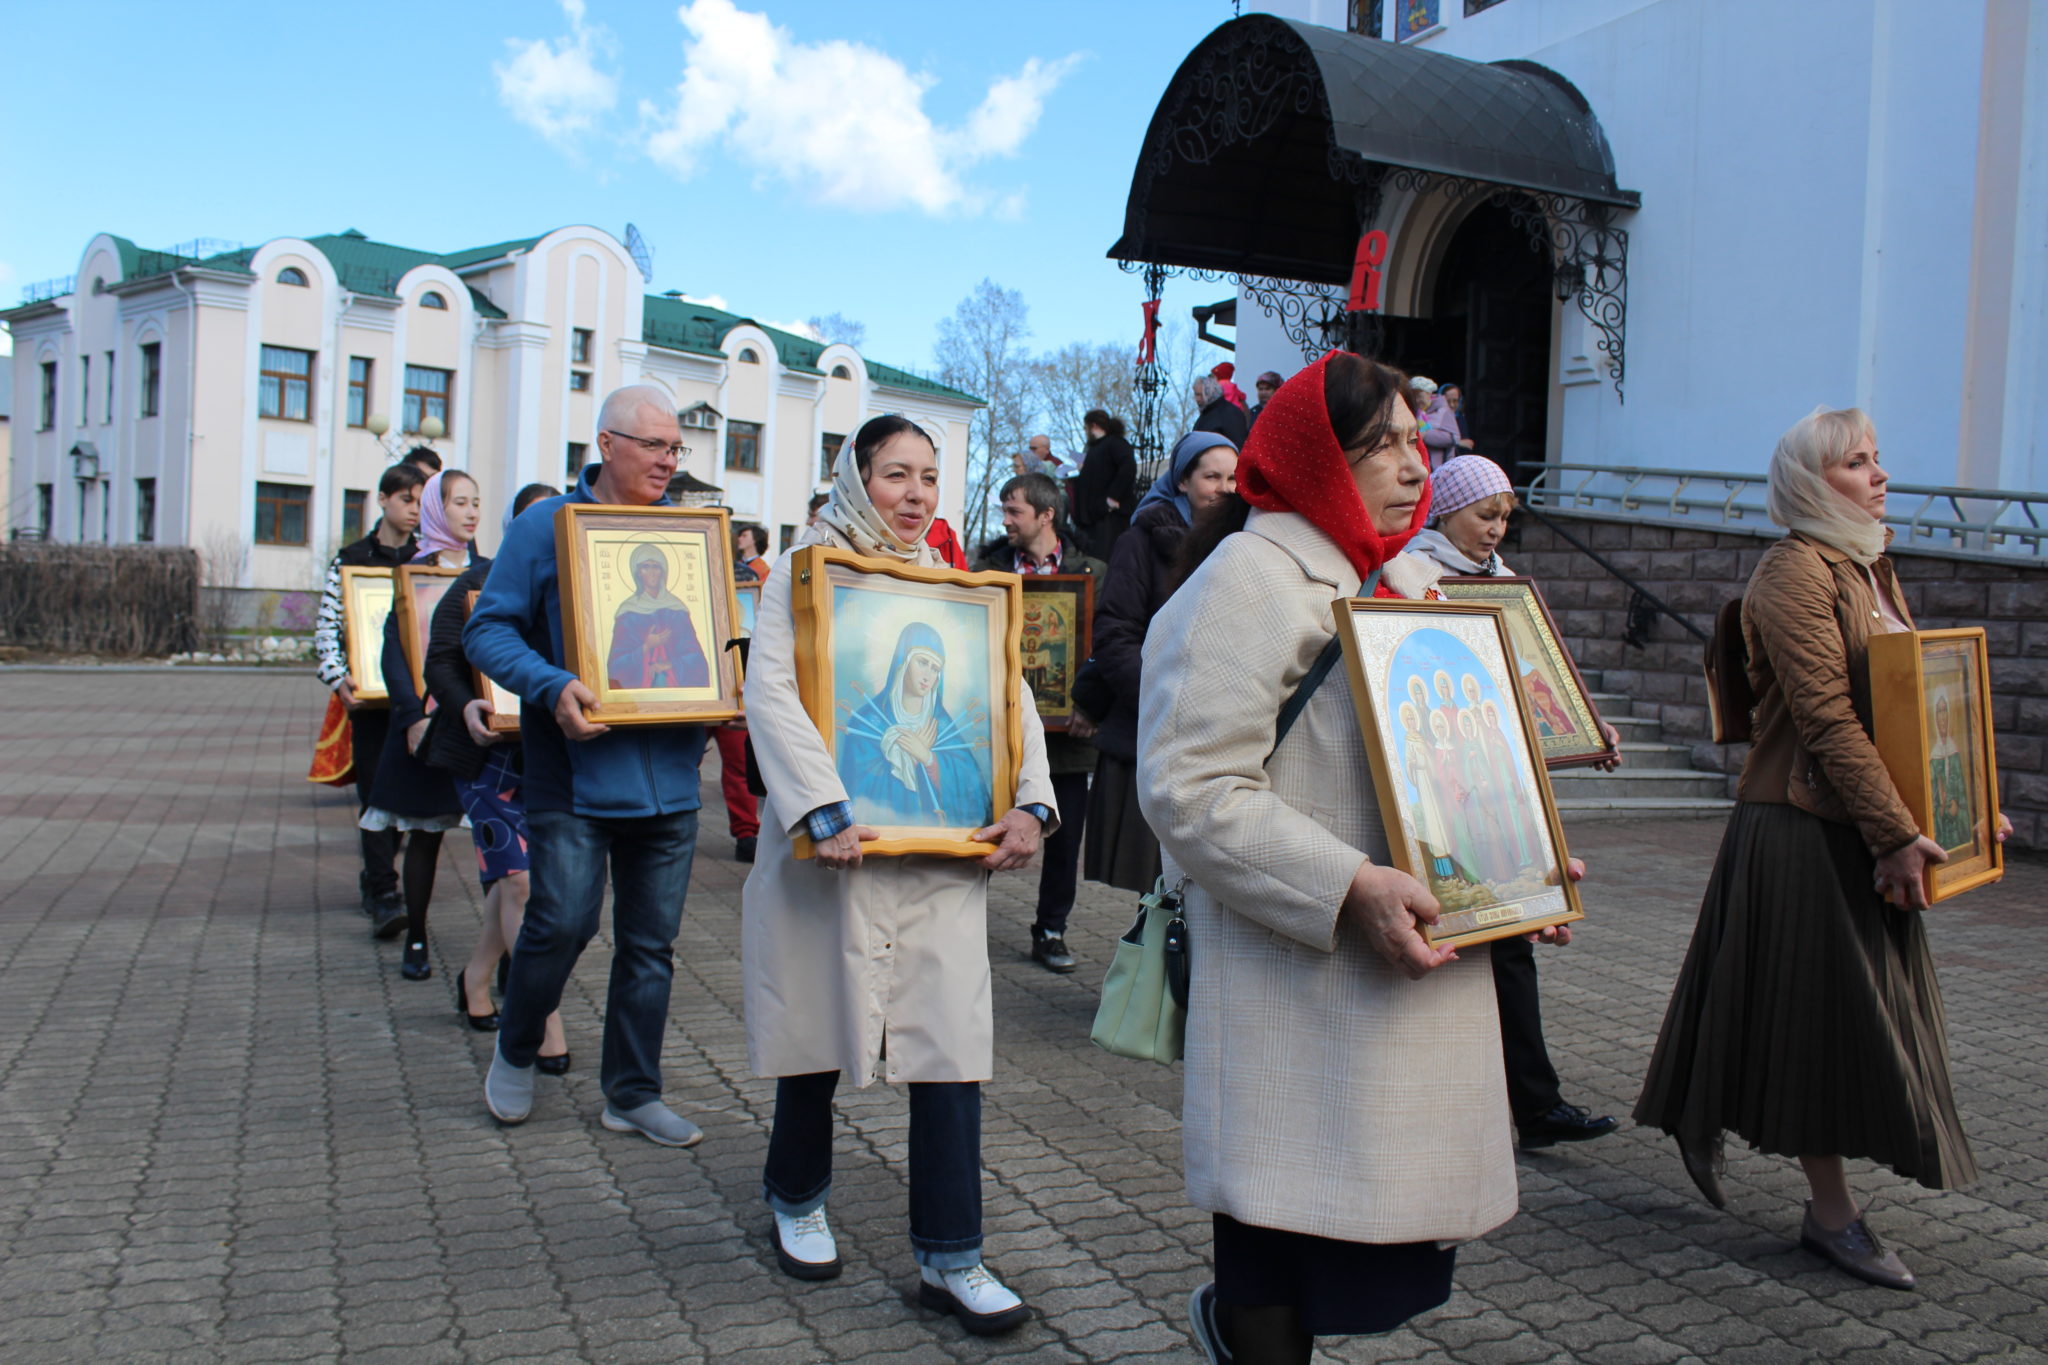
[1542,676,1735,820]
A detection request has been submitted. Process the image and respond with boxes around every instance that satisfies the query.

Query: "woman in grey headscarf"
[1636,406,2009,1293]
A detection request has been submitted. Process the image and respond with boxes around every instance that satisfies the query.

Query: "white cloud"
[761,318,820,340]
[639,0,1082,215]
[496,0,619,149]
[678,291,729,311]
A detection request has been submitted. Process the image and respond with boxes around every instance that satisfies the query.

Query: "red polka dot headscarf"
[1235,351,1431,588]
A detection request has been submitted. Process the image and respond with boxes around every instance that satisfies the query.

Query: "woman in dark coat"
[1085,431,1238,893]
[1636,406,2008,1292]
[1072,410,1136,561]
[421,482,567,1067]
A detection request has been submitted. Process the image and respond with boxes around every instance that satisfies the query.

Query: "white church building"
[1119,0,2044,515]
[3,225,982,588]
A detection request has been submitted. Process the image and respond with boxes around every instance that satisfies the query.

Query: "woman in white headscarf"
[739,414,1057,1337]
[1636,407,2009,1293]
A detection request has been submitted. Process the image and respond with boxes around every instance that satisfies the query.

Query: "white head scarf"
[1765,406,1886,567]
[803,423,940,567]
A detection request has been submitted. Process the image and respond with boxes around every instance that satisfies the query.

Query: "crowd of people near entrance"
[310,365,2008,1361]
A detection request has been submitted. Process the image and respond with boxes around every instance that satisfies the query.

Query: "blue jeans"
[763,1071,984,1269]
[498,808,697,1110]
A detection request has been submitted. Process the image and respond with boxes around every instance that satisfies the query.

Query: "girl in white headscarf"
[1638,405,2009,1294]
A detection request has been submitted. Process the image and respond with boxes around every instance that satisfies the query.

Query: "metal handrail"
[1513,498,1707,645]
[1524,463,2048,559]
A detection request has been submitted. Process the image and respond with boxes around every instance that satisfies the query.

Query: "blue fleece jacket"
[463,465,706,818]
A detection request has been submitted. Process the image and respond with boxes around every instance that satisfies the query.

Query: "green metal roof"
[641,294,984,407]
[12,227,974,402]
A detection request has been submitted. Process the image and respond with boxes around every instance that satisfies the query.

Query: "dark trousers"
[763,1071,984,1268]
[498,807,697,1110]
[1491,935,1563,1120]
[350,707,400,898]
[1034,771,1091,934]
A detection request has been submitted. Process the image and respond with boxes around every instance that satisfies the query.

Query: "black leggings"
[402,831,445,947]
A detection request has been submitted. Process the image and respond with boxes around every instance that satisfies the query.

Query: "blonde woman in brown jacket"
[1637,407,2009,1292]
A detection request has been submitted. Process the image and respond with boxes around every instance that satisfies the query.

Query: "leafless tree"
[1026,342,1137,466]
[806,312,867,350]
[934,279,1034,550]
[196,528,251,646]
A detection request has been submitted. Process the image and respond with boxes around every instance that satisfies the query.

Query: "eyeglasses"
[604,430,685,460]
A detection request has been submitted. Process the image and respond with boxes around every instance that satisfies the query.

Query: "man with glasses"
[465,384,712,1148]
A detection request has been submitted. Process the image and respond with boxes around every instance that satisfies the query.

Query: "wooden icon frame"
[339,565,395,707]
[789,545,1023,859]
[1868,628,2004,904]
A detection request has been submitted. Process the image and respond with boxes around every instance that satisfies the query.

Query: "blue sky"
[0,0,1244,372]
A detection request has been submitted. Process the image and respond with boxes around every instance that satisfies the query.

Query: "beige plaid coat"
[1137,509,1518,1245]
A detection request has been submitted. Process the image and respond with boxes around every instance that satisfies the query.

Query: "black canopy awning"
[1109,15,1637,283]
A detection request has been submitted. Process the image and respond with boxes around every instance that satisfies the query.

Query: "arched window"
[277,267,309,287]
[737,347,760,364]
[830,364,851,379]
[420,290,449,310]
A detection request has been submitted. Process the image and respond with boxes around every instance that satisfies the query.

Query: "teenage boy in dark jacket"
[313,461,426,922]
[465,386,711,1148]
[973,473,1106,973]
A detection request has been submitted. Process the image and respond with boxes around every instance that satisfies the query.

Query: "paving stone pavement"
[0,670,2043,1364]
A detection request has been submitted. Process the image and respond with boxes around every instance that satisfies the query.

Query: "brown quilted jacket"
[1735,531,1920,856]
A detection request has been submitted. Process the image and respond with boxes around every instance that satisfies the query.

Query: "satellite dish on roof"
[624,223,654,283]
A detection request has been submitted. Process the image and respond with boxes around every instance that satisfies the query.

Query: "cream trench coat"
[741,531,1058,1086]
[1137,508,1517,1246]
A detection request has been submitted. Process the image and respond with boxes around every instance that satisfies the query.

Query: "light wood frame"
[555,503,744,725]
[339,566,395,707]
[789,545,1023,859]
[1435,577,1617,768]
[1020,574,1096,734]
[1868,628,2004,904]
[734,581,761,639]
[393,565,461,699]
[465,590,521,735]
[1334,597,1584,949]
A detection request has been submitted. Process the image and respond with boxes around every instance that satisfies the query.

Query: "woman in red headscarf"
[1139,352,1577,1365]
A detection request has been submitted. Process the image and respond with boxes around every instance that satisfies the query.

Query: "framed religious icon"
[339,566,395,707]
[1335,598,1584,949]
[555,504,744,725]
[734,580,761,639]
[465,591,521,736]
[789,545,1023,859]
[393,564,461,698]
[1434,577,1616,768]
[1868,628,2004,904]
[1019,574,1095,733]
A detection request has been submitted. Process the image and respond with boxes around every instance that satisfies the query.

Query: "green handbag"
[1089,565,1376,1065]
[1089,876,1191,1062]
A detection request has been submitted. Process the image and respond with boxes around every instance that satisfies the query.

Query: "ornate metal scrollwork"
[1150,23,1322,177]
[1380,169,1630,400]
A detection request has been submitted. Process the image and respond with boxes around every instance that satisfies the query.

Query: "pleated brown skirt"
[1635,802,1976,1188]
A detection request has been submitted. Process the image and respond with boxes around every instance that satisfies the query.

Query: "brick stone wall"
[1507,511,2048,850]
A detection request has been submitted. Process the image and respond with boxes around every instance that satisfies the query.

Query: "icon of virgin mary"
[607,542,711,690]
[837,622,990,828]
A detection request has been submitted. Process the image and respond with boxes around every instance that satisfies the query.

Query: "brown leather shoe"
[1800,1201,1916,1290]
[1678,1131,1728,1209]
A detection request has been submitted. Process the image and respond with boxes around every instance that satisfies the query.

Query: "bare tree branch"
[934,280,1033,551]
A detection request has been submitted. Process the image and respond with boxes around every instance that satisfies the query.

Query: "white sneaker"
[918,1261,1030,1336]
[772,1207,842,1280]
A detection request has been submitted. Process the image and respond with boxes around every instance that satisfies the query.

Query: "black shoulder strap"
[1270,567,1381,760]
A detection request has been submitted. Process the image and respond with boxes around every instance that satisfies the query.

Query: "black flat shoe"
[1678,1130,1728,1209]
[455,968,498,1031]
[1517,1103,1620,1149]
[536,1051,571,1076]
[401,939,432,981]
